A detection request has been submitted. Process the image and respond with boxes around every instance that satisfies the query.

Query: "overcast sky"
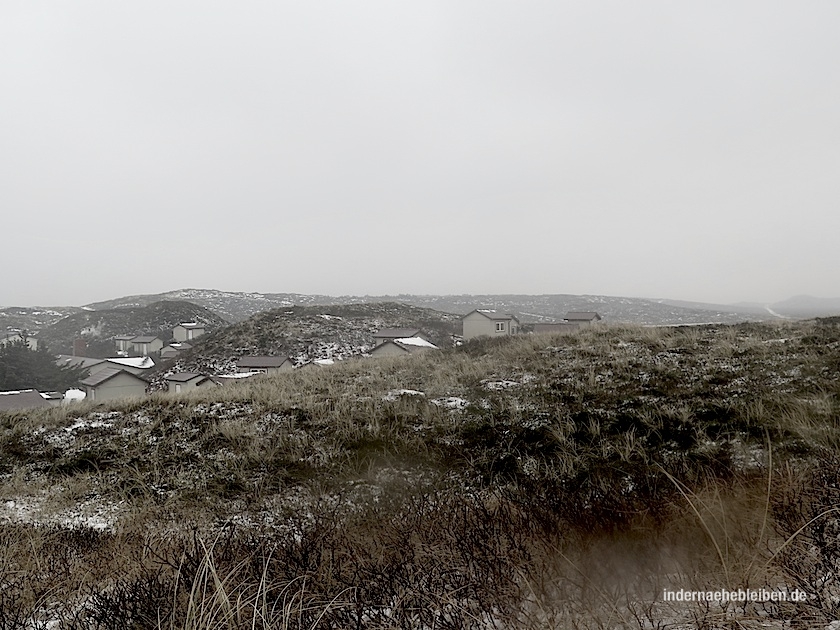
[2,2,838,307]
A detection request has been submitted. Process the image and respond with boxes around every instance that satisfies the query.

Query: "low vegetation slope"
[0,306,82,335]
[83,287,770,325]
[1,318,839,627]
[185,302,461,366]
[38,300,228,356]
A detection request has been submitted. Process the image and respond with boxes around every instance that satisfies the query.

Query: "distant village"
[0,310,601,412]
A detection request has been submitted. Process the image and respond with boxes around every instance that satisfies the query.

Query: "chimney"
[72,338,87,357]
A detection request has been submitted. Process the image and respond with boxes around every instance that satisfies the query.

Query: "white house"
[166,372,216,393]
[130,336,164,356]
[173,323,206,342]
[461,310,520,341]
[235,356,294,375]
[79,368,147,402]
[564,312,602,326]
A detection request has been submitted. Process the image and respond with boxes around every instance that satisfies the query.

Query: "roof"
[175,322,204,329]
[107,356,155,369]
[464,309,521,323]
[236,356,291,368]
[55,355,106,370]
[375,338,439,354]
[114,334,136,341]
[565,312,602,321]
[0,389,51,412]
[80,367,147,388]
[166,372,208,383]
[394,336,438,349]
[131,335,160,344]
[373,328,422,339]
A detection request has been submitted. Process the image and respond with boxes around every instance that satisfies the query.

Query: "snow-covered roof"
[395,337,438,349]
[0,389,36,396]
[107,356,155,369]
[176,322,203,329]
[216,372,261,380]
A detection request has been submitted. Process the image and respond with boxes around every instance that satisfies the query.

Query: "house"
[0,389,51,412]
[564,312,602,326]
[130,335,164,356]
[160,342,192,360]
[369,337,439,358]
[79,368,147,402]
[235,356,294,375]
[165,372,216,393]
[532,322,579,335]
[173,322,206,342]
[372,328,425,347]
[114,335,136,354]
[461,310,520,341]
[0,331,38,351]
[55,355,154,378]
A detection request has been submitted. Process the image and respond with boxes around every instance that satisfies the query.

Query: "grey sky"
[2,2,838,307]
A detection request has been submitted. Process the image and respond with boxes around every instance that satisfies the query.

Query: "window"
[496,322,506,332]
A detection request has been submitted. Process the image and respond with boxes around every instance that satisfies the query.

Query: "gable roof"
[236,356,291,368]
[131,335,160,344]
[175,322,204,329]
[80,367,147,388]
[55,355,106,370]
[107,356,155,370]
[114,334,136,341]
[394,337,438,349]
[375,338,439,354]
[373,328,422,339]
[166,372,210,384]
[564,312,602,321]
[0,389,51,412]
[464,309,521,323]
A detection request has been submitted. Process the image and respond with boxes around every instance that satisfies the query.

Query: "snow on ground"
[431,397,469,410]
[481,379,520,390]
[383,389,425,401]
[0,495,122,532]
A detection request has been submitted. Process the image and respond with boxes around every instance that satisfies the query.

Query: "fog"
[1,2,838,306]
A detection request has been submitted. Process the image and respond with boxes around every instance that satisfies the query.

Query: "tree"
[0,340,86,392]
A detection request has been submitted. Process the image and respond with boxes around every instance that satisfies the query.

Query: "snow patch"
[383,389,425,402]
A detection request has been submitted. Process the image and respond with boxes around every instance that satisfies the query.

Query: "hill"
[176,302,461,371]
[1,318,839,625]
[83,287,773,325]
[37,300,229,356]
[0,306,83,336]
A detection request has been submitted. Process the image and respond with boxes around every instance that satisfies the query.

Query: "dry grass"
[1,318,839,627]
